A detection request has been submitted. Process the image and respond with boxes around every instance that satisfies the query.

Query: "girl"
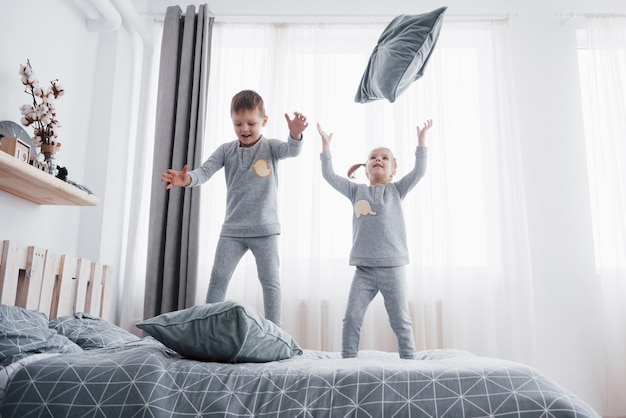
[317,119,432,359]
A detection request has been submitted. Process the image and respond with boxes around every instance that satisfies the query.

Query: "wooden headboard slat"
[0,240,112,319]
[74,258,92,315]
[41,250,61,318]
[87,262,104,316]
[56,255,77,318]
[24,246,46,311]
[100,264,113,320]
[0,240,23,306]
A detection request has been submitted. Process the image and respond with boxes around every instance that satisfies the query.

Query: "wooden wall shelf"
[0,151,99,206]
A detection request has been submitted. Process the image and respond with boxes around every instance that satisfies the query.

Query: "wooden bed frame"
[0,240,112,319]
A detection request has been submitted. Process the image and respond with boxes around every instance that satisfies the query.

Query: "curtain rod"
[557,12,626,25]
[558,12,626,17]
[145,11,517,23]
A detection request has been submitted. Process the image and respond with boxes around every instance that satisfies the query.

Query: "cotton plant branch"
[18,59,64,149]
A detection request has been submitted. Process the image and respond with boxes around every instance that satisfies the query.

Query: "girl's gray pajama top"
[320,147,427,267]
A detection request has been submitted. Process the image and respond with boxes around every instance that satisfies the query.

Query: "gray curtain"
[144,4,213,319]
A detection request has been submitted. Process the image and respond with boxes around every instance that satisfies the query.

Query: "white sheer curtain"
[578,16,626,417]
[197,19,535,362]
[117,21,163,332]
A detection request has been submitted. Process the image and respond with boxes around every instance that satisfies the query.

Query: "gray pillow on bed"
[355,6,447,103]
[0,304,82,367]
[49,312,140,350]
[136,301,303,363]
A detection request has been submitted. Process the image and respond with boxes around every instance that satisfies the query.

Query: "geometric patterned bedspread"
[0,339,600,417]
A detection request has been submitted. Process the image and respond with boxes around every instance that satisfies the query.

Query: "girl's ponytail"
[347,163,365,179]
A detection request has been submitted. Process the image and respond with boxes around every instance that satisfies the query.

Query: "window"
[199,22,524,280]
[577,18,626,269]
[195,19,533,355]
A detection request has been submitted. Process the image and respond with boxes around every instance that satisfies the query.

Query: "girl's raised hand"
[417,119,433,146]
[317,123,333,152]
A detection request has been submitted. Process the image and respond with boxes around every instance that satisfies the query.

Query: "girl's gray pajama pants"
[342,265,417,359]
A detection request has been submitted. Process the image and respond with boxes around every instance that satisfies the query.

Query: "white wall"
[0,0,148,324]
[0,1,99,256]
[2,0,626,415]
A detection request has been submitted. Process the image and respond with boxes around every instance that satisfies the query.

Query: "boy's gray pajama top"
[320,147,427,359]
[188,135,303,325]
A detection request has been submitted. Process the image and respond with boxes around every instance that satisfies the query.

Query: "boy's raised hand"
[161,164,190,190]
[417,119,433,147]
[317,123,333,153]
[284,112,309,140]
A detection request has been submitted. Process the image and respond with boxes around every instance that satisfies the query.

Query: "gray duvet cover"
[0,339,599,417]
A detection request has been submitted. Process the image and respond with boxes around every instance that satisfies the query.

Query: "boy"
[161,90,308,326]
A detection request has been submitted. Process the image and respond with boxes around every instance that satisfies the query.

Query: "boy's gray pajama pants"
[206,234,281,326]
[342,265,417,359]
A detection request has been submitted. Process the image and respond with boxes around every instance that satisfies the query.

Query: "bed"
[0,240,600,417]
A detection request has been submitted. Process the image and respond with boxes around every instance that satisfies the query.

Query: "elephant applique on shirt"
[354,200,377,218]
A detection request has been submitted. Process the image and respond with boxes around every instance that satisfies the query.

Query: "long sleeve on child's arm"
[187,145,227,187]
[320,152,356,199]
[270,135,304,160]
[394,147,427,199]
